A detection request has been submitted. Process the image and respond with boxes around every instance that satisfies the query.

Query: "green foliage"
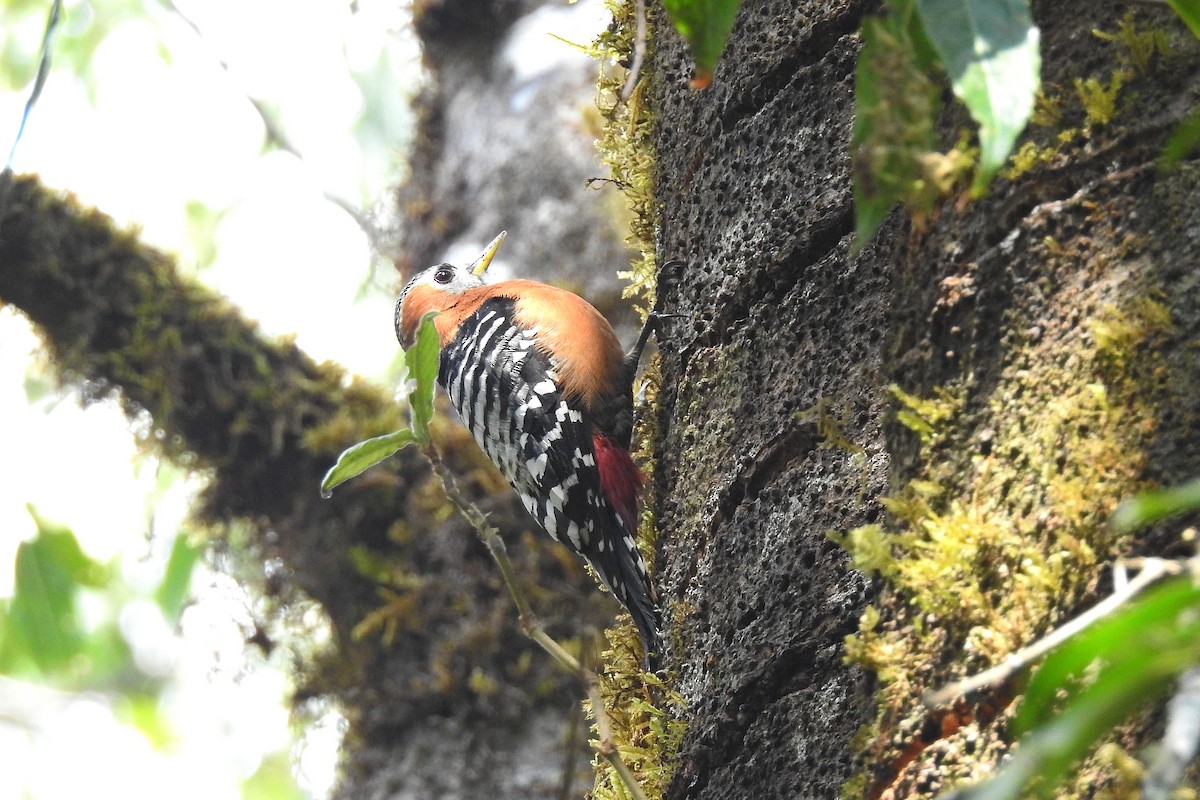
[154,530,202,622]
[916,0,1040,193]
[321,429,416,495]
[1161,106,1200,169]
[2,508,110,675]
[942,576,1200,800]
[405,311,440,446]
[1110,478,1200,535]
[321,312,439,495]
[0,507,200,692]
[1168,0,1200,39]
[851,0,973,249]
[660,0,743,88]
[853,0,1038,247]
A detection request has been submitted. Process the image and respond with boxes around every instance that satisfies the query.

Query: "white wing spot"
[527,453,549,480]
[533,379,556,395]
[565,521,582,549]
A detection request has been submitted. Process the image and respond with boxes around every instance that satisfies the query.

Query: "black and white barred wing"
[439,298,605,555]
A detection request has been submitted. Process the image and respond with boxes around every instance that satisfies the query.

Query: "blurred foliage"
[0,504,194,695]
[660,0,743,89]
[853,0,1200,249]
[939,482,1200,799]
[852,0,1037,248]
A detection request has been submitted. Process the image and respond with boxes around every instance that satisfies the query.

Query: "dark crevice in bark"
[718,15,864,133]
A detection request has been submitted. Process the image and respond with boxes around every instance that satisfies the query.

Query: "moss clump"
[586,3,689,798]
[1002,11,1186,183]
[593,0,659,312]
[588,626,688,800]
[834,284,1173,795]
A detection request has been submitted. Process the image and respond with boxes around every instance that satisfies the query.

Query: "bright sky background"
[0,1,608,798]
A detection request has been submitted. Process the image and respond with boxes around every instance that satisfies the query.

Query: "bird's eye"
[434,266,454,285]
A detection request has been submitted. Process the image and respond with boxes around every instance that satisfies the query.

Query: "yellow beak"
[469,230,507,276]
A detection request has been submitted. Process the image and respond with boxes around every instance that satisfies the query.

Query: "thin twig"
[619,0,647,104]
[161,0,377,242]
[924,557,1184,708]
[423,442,650,799]
[425,446,582,672]
[584,643,651,800]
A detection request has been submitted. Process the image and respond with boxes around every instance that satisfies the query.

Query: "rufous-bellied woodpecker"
[395,232,662,668]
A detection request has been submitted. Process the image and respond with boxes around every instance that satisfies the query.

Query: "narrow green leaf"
[154,533,202,622]
[661,0,743,87]
[943,577,1200,800]
[1109,479,1200,534]
[1161,108,1200,171]
[406,312,440,446]
[914,0,1041,192]
[851,7,943,250]
[320,314,438,496]
[1016,577,1200,731]
[321,429,415,496]
[1168,0,1200,39]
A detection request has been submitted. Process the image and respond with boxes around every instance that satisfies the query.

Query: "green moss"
[1075,69,1131,128]
[1003,11,1184,184]
[593,0,659,312]
[836,285,1173,795]
[588,626,688,800]
[585,3,690,798]
[1092,11,1174,73]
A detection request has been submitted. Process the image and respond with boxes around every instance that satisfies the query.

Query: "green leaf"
[1016,577,1200,731]
[3,512,106,674]
[1168,0,1200,39]
[321,429,416,497]
[661,0,743,88]
[914,0,1041,193]
[1109,479,1200,534]
[320,314,438,496]
[154,533,202,622]
[852,6,944,250]
[1161,107,1200,171]
[942,577,1200,800]
[405,312,440,446]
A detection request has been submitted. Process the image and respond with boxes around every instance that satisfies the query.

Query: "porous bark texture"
[647,0,1200,798]
[7,0,1200,797]
[650,2,884,797]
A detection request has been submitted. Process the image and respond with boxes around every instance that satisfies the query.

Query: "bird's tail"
[586,525,663,673]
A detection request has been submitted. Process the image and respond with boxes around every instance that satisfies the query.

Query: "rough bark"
[650,0,1200,798]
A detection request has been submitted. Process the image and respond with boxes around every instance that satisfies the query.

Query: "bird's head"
[394,231,507,347]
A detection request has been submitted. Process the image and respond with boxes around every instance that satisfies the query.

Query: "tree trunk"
[650,0,1200,797]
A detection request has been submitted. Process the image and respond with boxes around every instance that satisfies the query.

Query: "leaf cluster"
[852,0,1039,247]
